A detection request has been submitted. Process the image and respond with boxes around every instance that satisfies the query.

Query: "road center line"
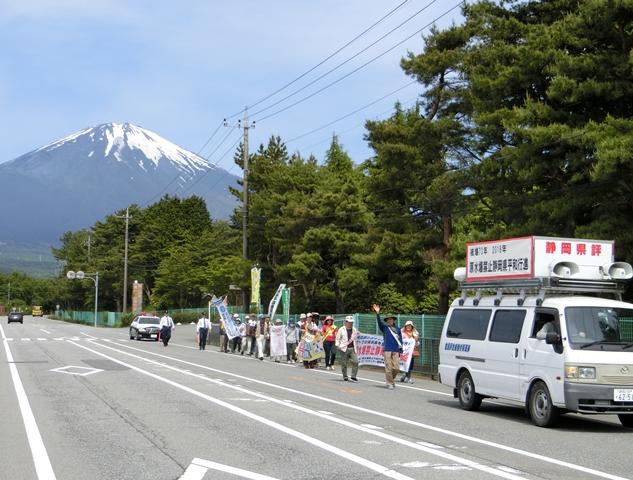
[68,340,413,480]
[0,324,56,480]
[106,339,629,480]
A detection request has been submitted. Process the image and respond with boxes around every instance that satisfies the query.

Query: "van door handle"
[514,348,519,358]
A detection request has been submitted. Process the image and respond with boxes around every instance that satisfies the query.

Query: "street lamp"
[67,270,99,328]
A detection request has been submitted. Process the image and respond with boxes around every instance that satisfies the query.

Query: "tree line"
[16,1,633,314]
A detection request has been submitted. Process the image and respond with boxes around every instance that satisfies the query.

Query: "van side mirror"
[545,331,561,345]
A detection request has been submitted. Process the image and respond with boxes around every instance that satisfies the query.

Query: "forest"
[6,1,633,315]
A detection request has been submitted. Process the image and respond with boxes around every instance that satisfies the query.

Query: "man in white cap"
[335,315,359,382]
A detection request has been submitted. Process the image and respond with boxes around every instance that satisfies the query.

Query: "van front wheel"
[457,371,482,411]
[528,381,559,427]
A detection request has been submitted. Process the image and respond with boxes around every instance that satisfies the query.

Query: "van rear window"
[446,309,491,340]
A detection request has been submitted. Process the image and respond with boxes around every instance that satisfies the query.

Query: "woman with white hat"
[400,320,420,383]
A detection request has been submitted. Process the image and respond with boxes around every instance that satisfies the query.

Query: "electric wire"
[249,0,441,121]
[142,126,240,208]
[224,0,412,121]
[286,80,418,144]
[178,134,243,197]
[253,1,464,123]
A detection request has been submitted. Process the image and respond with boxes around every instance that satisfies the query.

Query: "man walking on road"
[159,310,175,347]
[372,304,402,389]
[196,312,210,350]
[335,315,359,382]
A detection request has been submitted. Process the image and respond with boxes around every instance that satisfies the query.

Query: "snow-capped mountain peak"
[0,122,238,243]
[35,122,212,174]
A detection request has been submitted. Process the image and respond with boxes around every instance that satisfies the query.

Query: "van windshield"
[565,307,633,350]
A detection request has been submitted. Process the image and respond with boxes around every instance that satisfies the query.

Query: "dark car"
[8,311,24,324]
[129,315,161,340]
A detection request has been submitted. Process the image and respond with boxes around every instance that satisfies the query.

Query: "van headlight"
[565,365,596,380]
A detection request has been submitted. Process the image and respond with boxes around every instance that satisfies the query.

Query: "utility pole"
[224,110,255,311]
[241,109,252,260]
[116,207,131,313]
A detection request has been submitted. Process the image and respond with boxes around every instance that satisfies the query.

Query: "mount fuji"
[0,123,239,244]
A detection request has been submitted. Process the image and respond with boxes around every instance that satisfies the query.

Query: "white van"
[439,236,633,427]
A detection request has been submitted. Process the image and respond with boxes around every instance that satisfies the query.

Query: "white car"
[129,315,160,341]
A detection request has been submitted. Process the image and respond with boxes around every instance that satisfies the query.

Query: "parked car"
[129,315,161,340]
[8,311,24,324]
[32,305,43,316]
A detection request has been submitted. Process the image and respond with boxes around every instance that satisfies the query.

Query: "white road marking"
[40,329,51,334]
[80,341,524,480]
[180,458,281,480]
[0,324,57,480]
[417,441,444,449]
[360,423,384,430]
[80,332,98,339]
[170,340,452,396]
[398,461,432,468]
[50,366,103,376]
[69,341,414,480]
[109,339,630,480]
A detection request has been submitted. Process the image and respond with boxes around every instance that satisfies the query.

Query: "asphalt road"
[1,315,631,480]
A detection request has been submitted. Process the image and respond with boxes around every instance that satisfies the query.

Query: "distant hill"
[0,242,59,277]
[0,123,239,245]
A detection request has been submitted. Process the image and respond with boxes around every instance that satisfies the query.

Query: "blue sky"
[0,0,464,176]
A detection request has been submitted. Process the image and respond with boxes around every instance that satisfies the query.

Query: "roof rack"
[458,277,624,306]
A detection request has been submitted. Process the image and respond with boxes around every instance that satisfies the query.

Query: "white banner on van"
[466,236,533,280]
[466,236,614,281]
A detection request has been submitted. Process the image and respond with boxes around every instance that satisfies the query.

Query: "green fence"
[55,309,123,327]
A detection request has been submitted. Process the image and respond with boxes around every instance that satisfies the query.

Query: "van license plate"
[614,389,633,402]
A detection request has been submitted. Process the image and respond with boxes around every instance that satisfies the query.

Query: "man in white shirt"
[336,315,360,382]
[196,312,211,350]
[159,311,174,347]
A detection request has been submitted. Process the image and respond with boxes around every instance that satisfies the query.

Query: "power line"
[286,80,417,144]
[224,0,412,121]
[250,0,441,121]
[178,135,242,197]
[196,120,225,157]
[142,127,240,207]
[254,1,464,123]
